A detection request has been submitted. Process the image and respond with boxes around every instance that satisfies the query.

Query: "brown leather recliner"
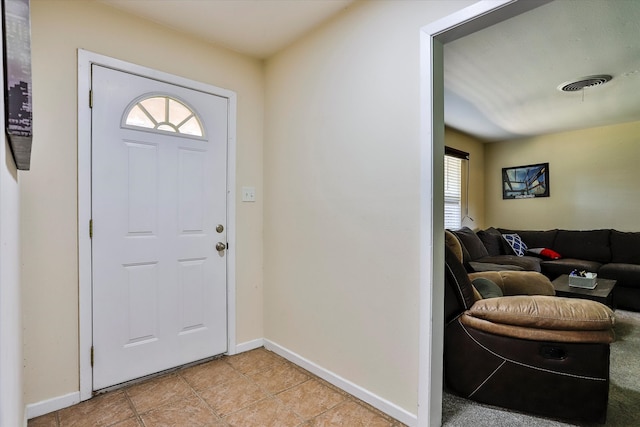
[444,232,615,423]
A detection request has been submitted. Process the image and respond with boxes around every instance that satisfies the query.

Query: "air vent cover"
[560,75,612,92]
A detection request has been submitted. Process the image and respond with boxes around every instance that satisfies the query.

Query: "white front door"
[91,65,228,390]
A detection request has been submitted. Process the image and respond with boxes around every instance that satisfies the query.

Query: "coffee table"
[552,274,616,309]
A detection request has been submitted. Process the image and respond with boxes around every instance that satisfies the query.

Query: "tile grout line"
[179,353,283,422]
[122,387,146,427]
[127,373,208,426]
[267,373,347,424]
[218,354,303,422]
[176,367,231,426]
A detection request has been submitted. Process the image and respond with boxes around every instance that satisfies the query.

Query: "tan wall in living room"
[484,120,640,231]
[445,128,486,230]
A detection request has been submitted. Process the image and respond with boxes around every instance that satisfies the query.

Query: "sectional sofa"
[450,227,640,311]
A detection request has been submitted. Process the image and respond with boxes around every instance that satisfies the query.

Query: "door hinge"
[89,219,93,238]
[89,90,93,108]
[90,346,94,367]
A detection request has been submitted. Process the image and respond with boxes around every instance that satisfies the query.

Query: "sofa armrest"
[468,271,555,296]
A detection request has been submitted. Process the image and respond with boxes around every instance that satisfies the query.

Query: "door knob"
[216,242,226,252]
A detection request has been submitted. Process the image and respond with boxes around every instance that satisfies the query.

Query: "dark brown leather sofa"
[452,227,640,311]
[444,236,616,423]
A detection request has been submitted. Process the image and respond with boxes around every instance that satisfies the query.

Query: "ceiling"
[444,0,640,141]
[97,0,640,142]
[97,0,354,58]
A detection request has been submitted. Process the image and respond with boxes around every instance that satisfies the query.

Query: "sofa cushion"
[599,263,640,289]
[553,230,611,263]
[476,255,542,272]
[541,259,603,280]
[469,262,524,272]
[469,270,554,296]
[498,229,558,251]
[610,230,640,264]
[452,227,489,261]
[467,295,615,331]
[476,227,503,256]
[472,277,504,299]
[503,233,527,256]
[613,286,640,312]
[446,229,476,272]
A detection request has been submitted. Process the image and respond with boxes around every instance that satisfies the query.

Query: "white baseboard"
[263,339,417,427]
[233,337,264,355]
[26,391,80,420]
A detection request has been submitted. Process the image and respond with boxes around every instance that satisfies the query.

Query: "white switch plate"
[242,186,256,202]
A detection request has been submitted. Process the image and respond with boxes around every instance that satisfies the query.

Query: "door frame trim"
[77,49,237,401]
[416,1,552,425]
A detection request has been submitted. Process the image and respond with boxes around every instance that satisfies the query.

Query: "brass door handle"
[216,242,226,252]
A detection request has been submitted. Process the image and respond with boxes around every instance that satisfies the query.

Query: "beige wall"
[485,120,640,231]
[445,127,486,229]
[1,128,23,425]
[264,0,474,414]
[25,0,264,404]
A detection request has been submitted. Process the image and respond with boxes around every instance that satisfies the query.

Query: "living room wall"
[445,127,486,230]
[484,120,640,231]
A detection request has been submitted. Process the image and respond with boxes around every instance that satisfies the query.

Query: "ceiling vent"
[559,75,612,92]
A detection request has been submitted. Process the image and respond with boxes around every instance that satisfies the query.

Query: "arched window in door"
[123,94,204,137]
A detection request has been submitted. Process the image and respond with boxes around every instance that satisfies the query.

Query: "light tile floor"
[28,348,407,427]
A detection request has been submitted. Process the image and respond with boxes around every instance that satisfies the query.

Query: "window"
[123,95,204,137]
[444,147,469,230]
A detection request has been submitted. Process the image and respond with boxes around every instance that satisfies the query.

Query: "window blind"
[444,155,462,229]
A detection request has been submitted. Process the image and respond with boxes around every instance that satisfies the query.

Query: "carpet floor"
[442,309,640,426]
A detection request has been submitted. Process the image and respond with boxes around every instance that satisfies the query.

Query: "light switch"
[242,186,256,202]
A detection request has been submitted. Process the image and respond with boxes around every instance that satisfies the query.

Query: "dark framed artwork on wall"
[502,162,549,199]
[2,0,33,170]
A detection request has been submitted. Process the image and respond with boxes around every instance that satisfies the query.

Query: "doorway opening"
[417,1,553,425]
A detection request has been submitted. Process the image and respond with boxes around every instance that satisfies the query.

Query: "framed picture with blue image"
[502,162,549,199]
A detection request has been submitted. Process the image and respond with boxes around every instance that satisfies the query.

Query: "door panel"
[91,65,228,390]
